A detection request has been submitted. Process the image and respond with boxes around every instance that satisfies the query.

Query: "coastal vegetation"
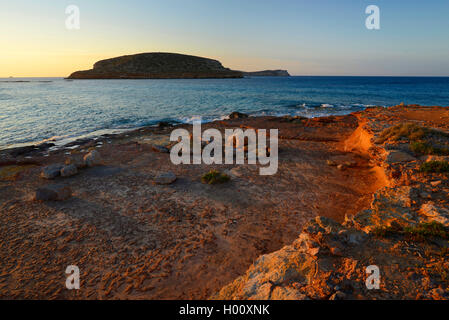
[201,170,230,184]
[374,222,449,242]
[376,123,449,156]
[375,123,428,143]
[420,161,449,173]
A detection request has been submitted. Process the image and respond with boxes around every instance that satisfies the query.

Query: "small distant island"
[67,52,289,79]
[242,70,290,77]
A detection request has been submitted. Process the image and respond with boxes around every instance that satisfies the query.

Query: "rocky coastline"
[1,105,448,299]
[214,105,449,300]
[66,52,291,79]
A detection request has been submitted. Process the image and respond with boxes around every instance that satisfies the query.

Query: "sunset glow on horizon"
[1,0,449,77]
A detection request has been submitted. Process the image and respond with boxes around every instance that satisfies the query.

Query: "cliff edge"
[213,105,449,300]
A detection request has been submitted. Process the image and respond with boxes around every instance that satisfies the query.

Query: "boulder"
[84,150,102,167]
[60,164,78,177]
[154,172,177,185]
[157,121,177,128]
[41,164,64,179]
[152,145,170,153]
[229,112,249,119]
[65,154,86,169]
[34,184,72,201]
[385,150,416,164]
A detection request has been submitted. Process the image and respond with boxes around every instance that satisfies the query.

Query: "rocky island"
[67,52,244,79]
[242,70,290,77]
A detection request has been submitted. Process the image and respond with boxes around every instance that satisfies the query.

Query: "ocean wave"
[3,76,443,149]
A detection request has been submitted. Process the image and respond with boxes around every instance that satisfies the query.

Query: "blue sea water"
[0,76,448,149]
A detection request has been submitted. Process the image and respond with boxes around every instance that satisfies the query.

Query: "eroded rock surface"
[213,105,449,300]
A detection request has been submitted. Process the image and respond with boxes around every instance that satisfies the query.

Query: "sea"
[1,76,448,150]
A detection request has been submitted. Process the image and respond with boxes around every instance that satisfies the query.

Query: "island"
[242,69,290,77]
[67,52,244,79]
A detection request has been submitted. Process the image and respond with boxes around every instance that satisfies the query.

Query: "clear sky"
[1,0,448,77]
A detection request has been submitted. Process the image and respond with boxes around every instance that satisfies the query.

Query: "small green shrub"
[201,170,230,184]
[434,147,449,156]
[376,123,449,145]
[404,222,449,241]
[374,222,449,242]
[373,224,403,238]
[375,123,427,144]
[410,141,449,156]
[419,161,449,173]
[410,141,434,155]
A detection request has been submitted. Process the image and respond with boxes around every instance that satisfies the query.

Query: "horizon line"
[2,75,449,78]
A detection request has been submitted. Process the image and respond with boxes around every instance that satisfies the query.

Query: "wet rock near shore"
[60,164,78,177]
[41,164,64,179]
[84,150,102,167]
[229,112,249,119]
[65,154,86,169]
[152,145,170,153]
[5,142,55,158]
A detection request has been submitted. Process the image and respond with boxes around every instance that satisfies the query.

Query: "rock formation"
[213,105,449,300]
[67,52,243,79]
[242,70,290,77]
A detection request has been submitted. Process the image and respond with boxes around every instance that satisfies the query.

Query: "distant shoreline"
[3,75,449,79]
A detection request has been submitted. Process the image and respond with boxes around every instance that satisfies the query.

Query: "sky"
[1,0,449,77]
